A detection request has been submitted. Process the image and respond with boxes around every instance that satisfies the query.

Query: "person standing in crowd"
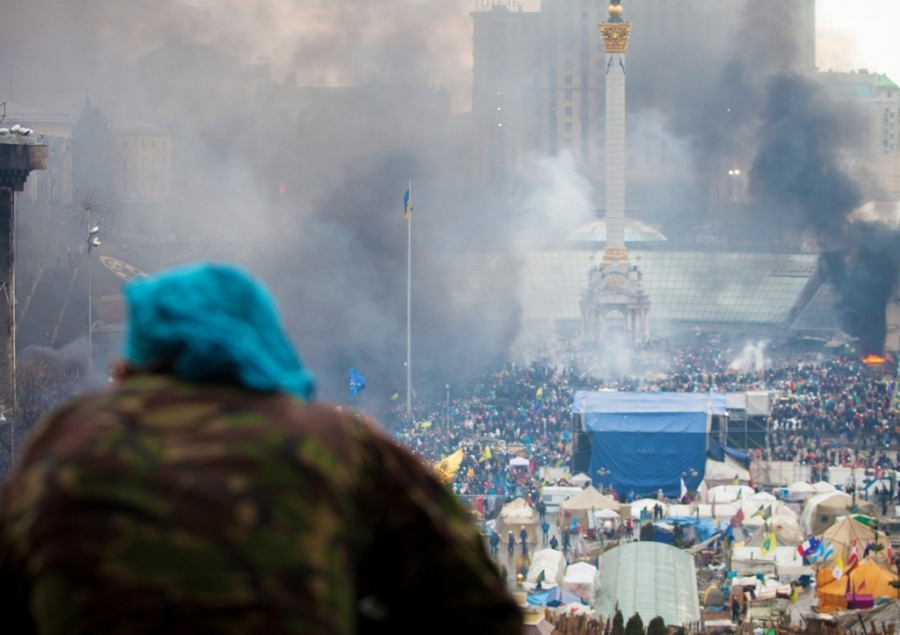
[489,530,501,557]
[541,520,550,544]
[508,530,515,557]
[0,262,521,635]
[549,534,559,551]
[537,498,547,522]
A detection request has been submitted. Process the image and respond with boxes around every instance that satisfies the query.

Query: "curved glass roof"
[596,541,700,626]
[444,250,826,328]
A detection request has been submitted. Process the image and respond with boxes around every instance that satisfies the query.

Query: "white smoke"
[729,340,770,372]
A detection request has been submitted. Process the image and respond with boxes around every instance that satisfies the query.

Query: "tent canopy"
[557,485,619,528]
[816,560,900,613]
[573,391,722,498]
[820,516,892,567]
[800,492,875,535]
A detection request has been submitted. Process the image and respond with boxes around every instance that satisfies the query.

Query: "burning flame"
[862,354,886,366]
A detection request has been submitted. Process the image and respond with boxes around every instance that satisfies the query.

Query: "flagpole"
[406,178,412,416]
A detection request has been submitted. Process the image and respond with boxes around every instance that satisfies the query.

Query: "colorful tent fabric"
[820,516,892,568]
[816,560,900,613]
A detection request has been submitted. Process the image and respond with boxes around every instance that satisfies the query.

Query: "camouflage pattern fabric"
[0,375,521,635]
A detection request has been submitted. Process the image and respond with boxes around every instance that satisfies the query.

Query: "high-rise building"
[471,0,816,196]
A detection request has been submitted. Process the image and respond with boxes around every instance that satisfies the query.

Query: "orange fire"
[862,354,886,366]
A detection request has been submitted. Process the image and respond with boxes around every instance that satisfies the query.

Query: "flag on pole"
[752,505,766,518]
[732,474,740,486]
[760,532,777,556]
[762,505,773,520]
[798,536,821,559]
[535,387,544,399]
[847,541,859,569]
[823,540,834,563]
[479,445,493,463]
[730,508,744,527]
[349,366,367,395]
[390,390,400,401]
[403,187,412,219]
[832,555,844,580]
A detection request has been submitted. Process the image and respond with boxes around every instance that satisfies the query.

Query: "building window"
[565,89,573,101]
[565,122,573,133]
[566,106,573,116]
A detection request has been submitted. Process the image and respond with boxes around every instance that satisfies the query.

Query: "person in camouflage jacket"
[0,262,521,635]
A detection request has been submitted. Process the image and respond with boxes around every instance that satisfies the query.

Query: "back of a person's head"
[122,261,315,399]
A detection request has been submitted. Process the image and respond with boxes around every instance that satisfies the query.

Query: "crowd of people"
[382,335,900,506]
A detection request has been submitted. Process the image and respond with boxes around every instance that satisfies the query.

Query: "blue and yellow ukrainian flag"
[403,188,412,219]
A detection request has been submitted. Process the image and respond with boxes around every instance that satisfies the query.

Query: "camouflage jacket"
[0,375,521,635]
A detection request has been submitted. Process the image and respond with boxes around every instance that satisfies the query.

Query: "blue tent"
[572,391,726,498]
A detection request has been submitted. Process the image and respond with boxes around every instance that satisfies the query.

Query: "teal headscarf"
[122,262,316,400]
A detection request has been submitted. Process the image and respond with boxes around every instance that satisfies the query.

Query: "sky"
[3,0,900,398]
[817,0,900,83]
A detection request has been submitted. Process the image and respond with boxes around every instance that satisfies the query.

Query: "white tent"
[630,498,667,519]
[510,456,530,468]
[707,484,755,504]
[563,561,600,602]
[704,456,752,487]
[527,548,567,587]
[811,481,836,494]
[570,472,592,486]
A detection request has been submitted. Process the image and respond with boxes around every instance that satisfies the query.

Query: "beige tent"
[745,517,804,547]
[556,485,620,530]
[497,497,540,544]
[799,492,876,535]
[820,516,892,568]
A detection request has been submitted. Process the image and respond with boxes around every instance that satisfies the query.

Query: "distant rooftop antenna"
[0,102,5,127]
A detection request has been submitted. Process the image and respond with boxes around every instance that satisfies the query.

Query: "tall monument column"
[580,1,650,346]
[599,1,631,266]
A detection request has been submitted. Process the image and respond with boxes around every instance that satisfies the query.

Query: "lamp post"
[596,467,610,494]
[445,383,450,434]
[86,224,101,375]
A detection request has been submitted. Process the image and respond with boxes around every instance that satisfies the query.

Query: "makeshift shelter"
[799,492,875,535]
[702,585,726,611]
[630,498,667,519]
[811,481,836,494]
[557,485,619,531]
[745,519,804,548]
[573,391,725,498]
[820,516,892,568]
[707,484,755,504]
[570,472,592,487]
[562,561,599,603]
[833,600,900,630]
[497,497,539,544]
[527,548,567,587]
[703,456,752,488]
[596,541,701,626]
[815,560,900,613]
[730,546,812,576]
[787,481,816,499]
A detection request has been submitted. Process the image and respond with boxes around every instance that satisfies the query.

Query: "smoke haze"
[2,0,896,412]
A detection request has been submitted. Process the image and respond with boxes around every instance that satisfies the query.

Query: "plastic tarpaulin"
[573,392,722,498]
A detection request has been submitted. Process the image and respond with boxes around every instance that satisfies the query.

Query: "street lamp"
[596,467,610,494]
[86,225,101,375]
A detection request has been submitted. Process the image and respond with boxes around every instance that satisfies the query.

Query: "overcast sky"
[817,0,900,83]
